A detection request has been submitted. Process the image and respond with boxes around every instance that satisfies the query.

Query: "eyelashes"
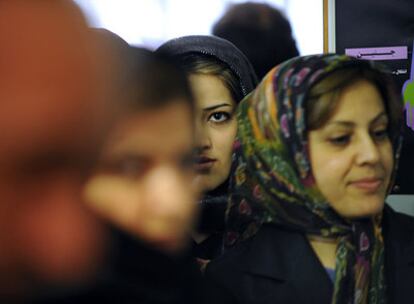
[207,111,232,124]
[371,129,389,141]
[328,134,350,146]
[327,128,389,147]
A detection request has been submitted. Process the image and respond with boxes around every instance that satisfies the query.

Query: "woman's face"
[308,79,393,219]
[189,73,238,193]
[83,101,198,254]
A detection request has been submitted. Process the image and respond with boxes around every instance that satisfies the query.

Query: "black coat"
[34,228,204,304]
[204,205,414,304]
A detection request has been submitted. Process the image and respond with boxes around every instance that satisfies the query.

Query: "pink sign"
[345,46,408,61]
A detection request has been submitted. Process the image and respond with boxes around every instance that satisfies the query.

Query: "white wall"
[387,195,414,217]
[74,0,323,55]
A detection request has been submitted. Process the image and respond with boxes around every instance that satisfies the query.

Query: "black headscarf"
[156,35,258,101]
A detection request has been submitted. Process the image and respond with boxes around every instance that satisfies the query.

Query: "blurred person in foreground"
[0,0,127,302]
[82,47,203,303]
[212,1,299,79]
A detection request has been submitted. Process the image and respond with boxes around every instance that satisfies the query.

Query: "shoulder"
[204,225,333,303]
[383,203,414,261]
[383,203,414,235]
[205,234,252,279]
[206,224,282,274]
[202,240,251,304]
[382,204,414,303]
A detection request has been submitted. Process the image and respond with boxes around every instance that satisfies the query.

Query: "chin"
[342,198,385,219]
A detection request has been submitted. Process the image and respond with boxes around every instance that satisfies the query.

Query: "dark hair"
[91,28,135,100]
[129,47,194,111]
[212,2,299,79]
[307,66,402,145]
[174,53,241,103]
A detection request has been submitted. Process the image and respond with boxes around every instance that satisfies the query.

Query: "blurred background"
[73,0,323,55]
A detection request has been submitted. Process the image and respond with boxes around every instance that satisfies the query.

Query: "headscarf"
[157,35,258,240]
[225,54,403,304]
[156,35,258,103]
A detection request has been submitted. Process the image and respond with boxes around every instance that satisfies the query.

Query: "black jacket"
[34,228,204,304]
[204,205,414,303]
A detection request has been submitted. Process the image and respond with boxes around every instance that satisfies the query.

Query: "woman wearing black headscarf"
[157,35,258,264]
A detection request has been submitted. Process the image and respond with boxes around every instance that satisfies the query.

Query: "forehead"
[188,74,235,107]
[326,80,385,123]
[103,101,193,158]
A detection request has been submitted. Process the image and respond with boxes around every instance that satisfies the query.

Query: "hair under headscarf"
[225,54,403,304]
[156,35,258,103]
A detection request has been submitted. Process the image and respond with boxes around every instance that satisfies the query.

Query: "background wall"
[328,0,414,214]
[74,0,323,55]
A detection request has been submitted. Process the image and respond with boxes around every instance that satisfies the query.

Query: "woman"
[81,47,203,304]
[204,54,414,303]
[157,35,257,261]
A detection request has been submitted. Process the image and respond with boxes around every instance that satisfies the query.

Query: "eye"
[208,111,231,123]
[101,156,148,179]
[118,159,146,177]
[372,128,389,141]
[328,134,351,146]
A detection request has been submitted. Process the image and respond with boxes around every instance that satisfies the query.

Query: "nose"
[194,119,211,151]
[355,134,381,165]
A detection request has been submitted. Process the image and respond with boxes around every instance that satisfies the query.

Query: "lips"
[349,177,384,192]
[194,155,216,172]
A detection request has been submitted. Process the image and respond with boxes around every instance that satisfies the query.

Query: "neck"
[204,179,229,198]
[307,235,338,269]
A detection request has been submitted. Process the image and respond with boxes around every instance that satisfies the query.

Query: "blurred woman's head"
[84,48,198,254]
[157,35,257,194]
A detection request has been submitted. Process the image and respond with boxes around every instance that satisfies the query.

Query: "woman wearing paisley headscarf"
[203,54,414,303]
[157,36,257,263]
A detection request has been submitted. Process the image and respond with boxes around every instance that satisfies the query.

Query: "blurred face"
[0,1,114,296]
[84,101,198,254]
[189,73,238,193]
[309,80,393,219]
[0,136,108,295]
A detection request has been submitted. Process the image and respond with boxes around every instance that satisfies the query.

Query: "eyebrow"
[203,103,233,112]
[326,112,388,128]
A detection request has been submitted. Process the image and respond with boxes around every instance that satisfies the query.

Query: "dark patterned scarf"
[225,54,403,304]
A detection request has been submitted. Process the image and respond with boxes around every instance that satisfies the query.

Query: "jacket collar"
[238,224,332,283]
[230,224,333,302]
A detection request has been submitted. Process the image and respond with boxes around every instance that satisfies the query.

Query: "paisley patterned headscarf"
[225,54,403,304]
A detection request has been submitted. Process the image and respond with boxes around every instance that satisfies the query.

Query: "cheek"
[310,149,350,200]
[213,122,237,157]
[84,175,143,226]
[382,144,394,181]
[11,179,106,285]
